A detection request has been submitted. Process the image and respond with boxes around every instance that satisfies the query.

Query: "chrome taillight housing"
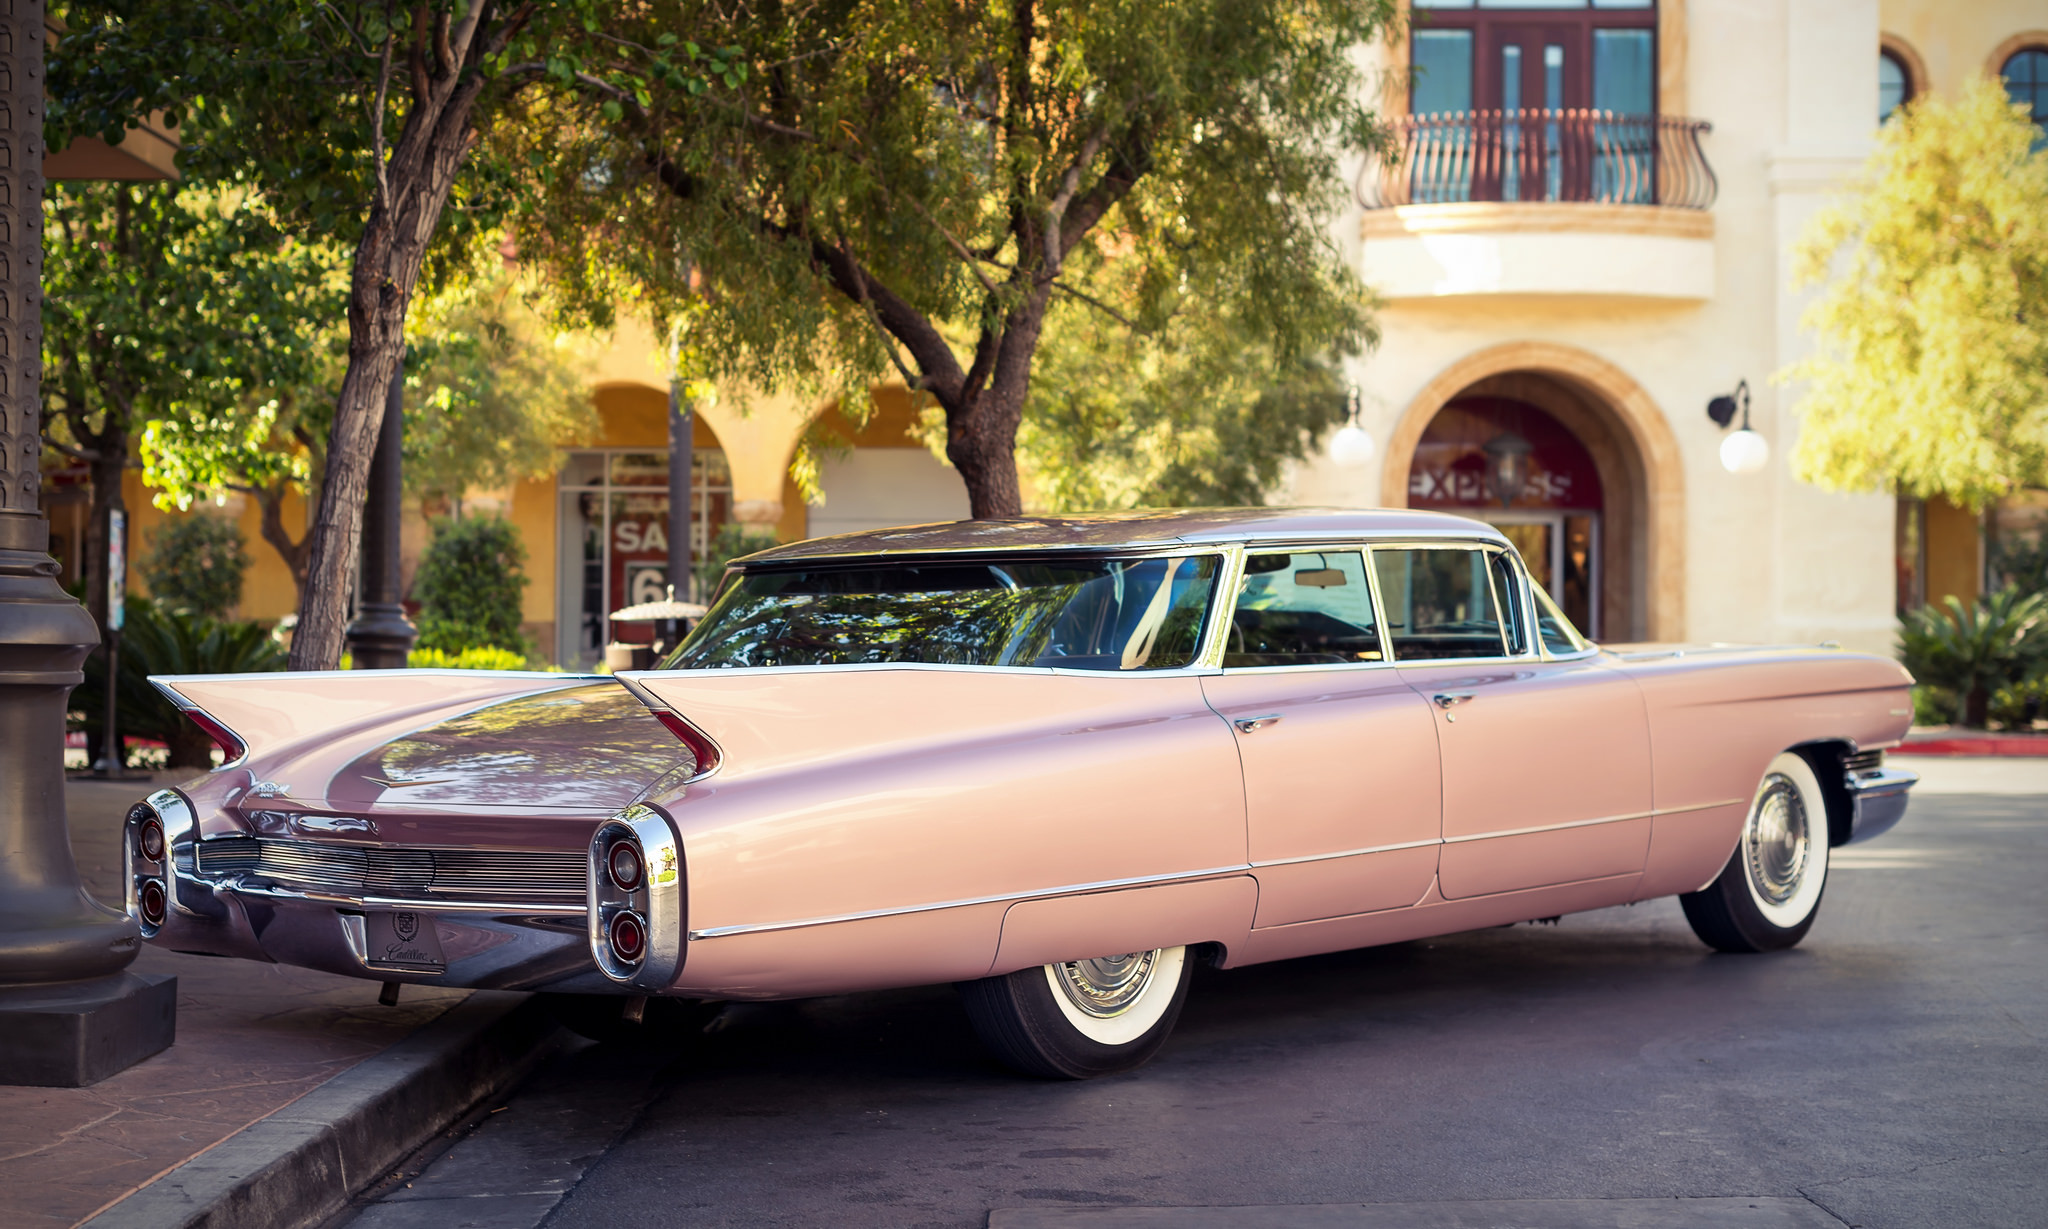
[125,789,195,938]
[588,805,684,988]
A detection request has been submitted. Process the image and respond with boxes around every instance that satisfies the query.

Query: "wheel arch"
[1790,738,1855,848]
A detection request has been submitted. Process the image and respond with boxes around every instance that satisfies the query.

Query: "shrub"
[140,513,251,619]
[74,598,286,769]
[412,515,530,655]
[407,645,528,670]
[1898,587,2048,727]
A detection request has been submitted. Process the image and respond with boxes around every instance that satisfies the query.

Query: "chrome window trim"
[662,547,1238,680]
[1214,541,1396,674]
[1363,541,1542,667]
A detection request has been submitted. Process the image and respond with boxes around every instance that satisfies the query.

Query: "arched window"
[1878,49,1912,122]
[2004,46,2048,135]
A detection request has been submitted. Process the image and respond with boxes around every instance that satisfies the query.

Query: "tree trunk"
[253,484,309,608]
[289,35,500,670]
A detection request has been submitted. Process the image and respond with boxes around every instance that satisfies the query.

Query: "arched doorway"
[1383,343,1684,642]
[1408,397,1604,637]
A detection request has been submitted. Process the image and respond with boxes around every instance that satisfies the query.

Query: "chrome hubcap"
[1052,951,1158,1018]
[1746,774,1810,905]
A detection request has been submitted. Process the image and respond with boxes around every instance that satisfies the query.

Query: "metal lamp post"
[344,355,418,668]
[0,0,176,1086]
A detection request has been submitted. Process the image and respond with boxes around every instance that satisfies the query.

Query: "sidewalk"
[0,781,496,1228]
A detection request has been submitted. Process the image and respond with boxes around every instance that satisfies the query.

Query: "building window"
[1879,49,1913,122]
[555,449,732,667]
[1411,0,1656,117]
[2003,46,2048,139]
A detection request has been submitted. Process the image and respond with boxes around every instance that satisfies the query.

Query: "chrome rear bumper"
[1846,764,1917,845]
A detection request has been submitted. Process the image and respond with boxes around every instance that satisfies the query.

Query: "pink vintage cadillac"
[130,509,1916,1078]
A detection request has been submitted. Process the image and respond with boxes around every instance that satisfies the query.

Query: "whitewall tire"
[959,946,1193,1078]
[1680,751,1832,952]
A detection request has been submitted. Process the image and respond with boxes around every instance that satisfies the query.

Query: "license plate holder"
[362,910,446,973]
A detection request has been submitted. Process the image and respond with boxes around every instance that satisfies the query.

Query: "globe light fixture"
[1329,386,1375,470]
[1708,380,1770,475]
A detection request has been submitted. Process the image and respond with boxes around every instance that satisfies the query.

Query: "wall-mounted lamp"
[1709,379,1769,474]
[1329,386,1376,469]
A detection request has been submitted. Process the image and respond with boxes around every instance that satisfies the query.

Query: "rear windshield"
[664,554,1221,671]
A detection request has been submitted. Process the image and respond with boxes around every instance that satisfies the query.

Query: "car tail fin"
[610,673,723,778]
[149,669,599,769]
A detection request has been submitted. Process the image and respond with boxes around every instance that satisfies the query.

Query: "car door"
[1201,547,1442,929]
[1376,543,1652,900]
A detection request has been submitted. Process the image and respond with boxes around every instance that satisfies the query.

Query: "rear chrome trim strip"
[215,880,586,916]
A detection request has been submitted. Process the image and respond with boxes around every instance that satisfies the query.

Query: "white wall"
[808,449,972,541]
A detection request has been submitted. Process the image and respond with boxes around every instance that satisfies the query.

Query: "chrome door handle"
[1233,714,1283,733]
[1432,693,1474,709]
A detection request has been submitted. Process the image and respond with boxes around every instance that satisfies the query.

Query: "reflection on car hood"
[335,682,686,812]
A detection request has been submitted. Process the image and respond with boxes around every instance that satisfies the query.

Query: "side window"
[1532,577,1593,656]
[1224,551,1382,668]
[1372,547,1509,661]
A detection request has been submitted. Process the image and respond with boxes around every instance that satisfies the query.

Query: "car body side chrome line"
[689,798,1752,941]
[686,863,1254,941]
[1438,798,1743,846]
[1247,837,1441,869]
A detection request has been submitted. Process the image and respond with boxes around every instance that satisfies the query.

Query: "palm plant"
[74,598,286,769]
[1898,587,2048,727]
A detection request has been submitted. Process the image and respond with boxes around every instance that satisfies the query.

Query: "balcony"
[1356,110,1718,303]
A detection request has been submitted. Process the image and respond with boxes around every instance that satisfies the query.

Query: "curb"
[79,990,562,1229]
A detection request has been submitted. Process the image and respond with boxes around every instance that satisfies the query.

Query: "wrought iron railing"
[1357,110,1717,210]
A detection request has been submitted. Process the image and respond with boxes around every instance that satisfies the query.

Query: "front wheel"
[1681,751,1832,952]
[958,946,1192,1079]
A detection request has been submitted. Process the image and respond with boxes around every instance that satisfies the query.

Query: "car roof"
[739,507,1510,566]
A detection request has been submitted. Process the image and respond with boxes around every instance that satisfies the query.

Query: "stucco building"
[76,0,2048,667]
[1286,0,2048,656]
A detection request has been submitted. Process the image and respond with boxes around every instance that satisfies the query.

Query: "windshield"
[1531,577,1593,655]
[664,554,1221,671]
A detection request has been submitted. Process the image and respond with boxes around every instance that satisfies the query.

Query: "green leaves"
[1899,585,2048,726]
[1786,76,2048,510]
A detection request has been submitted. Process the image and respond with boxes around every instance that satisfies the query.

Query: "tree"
[1785,76,2048,510]
[53,1,741,669]
[509,0,1393,519]
[1016,268,1364,511]
[42,182,338,638]
[403,268,600,508]
[141,264,595,603]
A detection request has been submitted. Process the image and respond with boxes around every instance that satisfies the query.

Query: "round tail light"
[137,817,166,862]
[607,910,647,963]
[138,880,168,927]
[607,840,644,891]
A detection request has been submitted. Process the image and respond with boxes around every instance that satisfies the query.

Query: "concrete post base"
[0,970,176,1086]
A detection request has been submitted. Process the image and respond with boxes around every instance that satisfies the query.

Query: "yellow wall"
[122,470,306,624]
[1880,2,2048,96]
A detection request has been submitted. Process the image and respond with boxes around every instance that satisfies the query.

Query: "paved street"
[333,787,2045,1229]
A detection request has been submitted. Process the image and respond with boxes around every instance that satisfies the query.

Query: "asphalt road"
[334,790,2045,1229]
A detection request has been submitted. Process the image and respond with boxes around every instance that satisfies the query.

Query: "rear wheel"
[539,993,719,1046]
[1681,751,1832,952]
[958,946,1191,1079]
